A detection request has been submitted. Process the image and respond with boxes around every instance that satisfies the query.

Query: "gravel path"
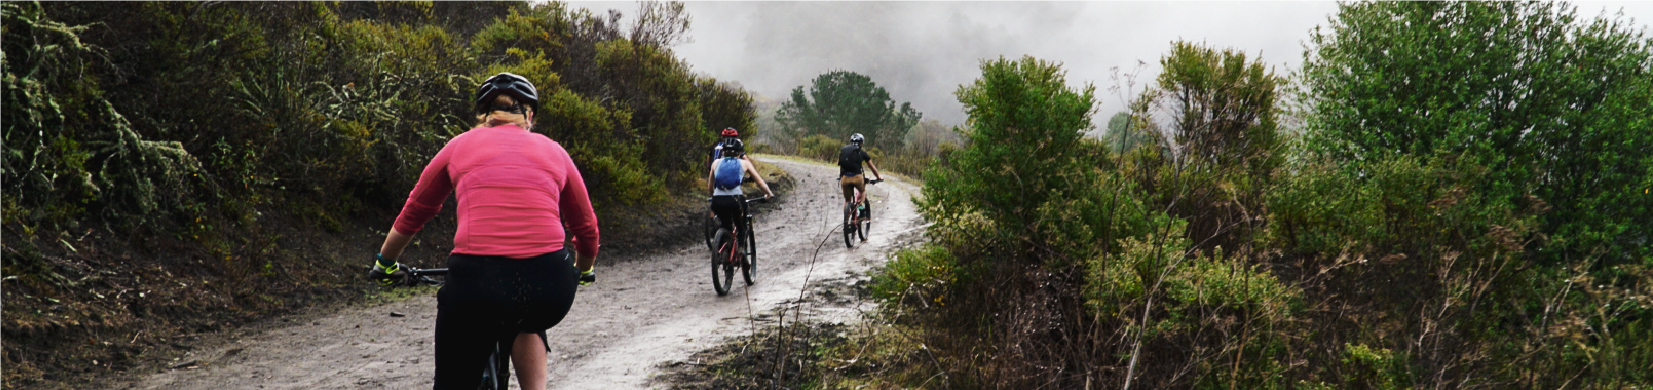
[120,156,924,390]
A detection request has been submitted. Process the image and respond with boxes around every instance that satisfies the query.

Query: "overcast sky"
[567,1,1653,126]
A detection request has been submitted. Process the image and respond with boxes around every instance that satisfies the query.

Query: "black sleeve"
[860,148,872,161]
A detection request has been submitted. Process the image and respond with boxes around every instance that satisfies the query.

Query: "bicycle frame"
[844,178,882,222]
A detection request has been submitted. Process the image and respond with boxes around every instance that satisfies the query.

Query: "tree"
[1131,40,1285,262]
[774,70,921,149]
[926,56,1096,236]
[1099,111,1152,153]
[1143,41,1282,173]
[1301,1,1653,265]
[698,77,757,141]
[627,1,691,48]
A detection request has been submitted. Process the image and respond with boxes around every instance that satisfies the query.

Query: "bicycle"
[379,267,594,390]
[843,178,882,248]
[711,197,766,296]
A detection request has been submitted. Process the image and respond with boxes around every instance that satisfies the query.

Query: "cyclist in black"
[838,133,883,241]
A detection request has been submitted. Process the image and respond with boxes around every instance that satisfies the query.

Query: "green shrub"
[926,55,1097,243]
[871,245,959,308]
[1339,344,1414,390]
[1302,1,1653,267]
[797,133,839,162]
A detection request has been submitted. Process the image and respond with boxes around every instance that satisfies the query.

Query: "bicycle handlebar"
[706,195,772,203]
[410,268,448,276]
[386,266,594,286]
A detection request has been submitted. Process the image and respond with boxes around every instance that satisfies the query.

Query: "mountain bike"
[381,267,593,390]
[843,178,882,248]
[711,197,766,296]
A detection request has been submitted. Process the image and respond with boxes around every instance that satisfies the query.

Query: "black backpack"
[837,145,861,169]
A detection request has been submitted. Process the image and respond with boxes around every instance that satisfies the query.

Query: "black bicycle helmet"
[850,133,865,144]
[474,72,539,114]
[721,138,745,156]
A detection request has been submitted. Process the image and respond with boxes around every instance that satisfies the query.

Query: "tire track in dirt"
[120,156,924,390]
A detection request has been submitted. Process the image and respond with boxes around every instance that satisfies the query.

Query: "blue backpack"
[714,157,743,189]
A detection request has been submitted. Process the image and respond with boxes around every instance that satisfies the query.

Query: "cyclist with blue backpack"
[708,140,774,233]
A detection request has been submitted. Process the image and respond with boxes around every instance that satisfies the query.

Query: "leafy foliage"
[925,56,1097,236]
[1133,40,1286,253]
[855,11,1650,388]
[1,2,753,387]
[775,70,921,150]
[1098,112,1152,153]
[1302,1,1653,266]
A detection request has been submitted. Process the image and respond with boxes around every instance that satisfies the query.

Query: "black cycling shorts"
[711,195,746,232]
[432,249,578,389]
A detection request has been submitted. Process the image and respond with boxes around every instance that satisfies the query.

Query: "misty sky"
[568,1,1653,126]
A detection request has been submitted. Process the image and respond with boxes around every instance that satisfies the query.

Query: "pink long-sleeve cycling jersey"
[392,124,600,260]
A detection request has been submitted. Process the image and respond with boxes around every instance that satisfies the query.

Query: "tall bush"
[925,56,1097,241]
[1132,40,1285,253]
[1302,1,1653,266]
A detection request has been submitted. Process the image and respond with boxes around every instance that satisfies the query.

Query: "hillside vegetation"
[1,1,752,387]
[871,3,1651,388]
[678,2,1651,389]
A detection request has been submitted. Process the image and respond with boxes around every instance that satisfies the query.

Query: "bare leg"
[512,333,548,390]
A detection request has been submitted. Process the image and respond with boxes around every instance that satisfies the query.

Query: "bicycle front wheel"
[703,214,718,250]
[859,219,870,242]
[711,230,734,296]
[742,224,757,285]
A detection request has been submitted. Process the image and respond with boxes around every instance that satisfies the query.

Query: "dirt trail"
[121,156,923,390]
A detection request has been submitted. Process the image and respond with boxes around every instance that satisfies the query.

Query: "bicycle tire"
[741,222,757,285]
[703,214,718,251]
[843,204,856,248]
[859,218,870,242]
[712,229,734,296]
[857,202,869,242]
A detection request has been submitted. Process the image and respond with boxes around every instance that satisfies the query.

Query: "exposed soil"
[106,155,925,389]
[1,157,795,390]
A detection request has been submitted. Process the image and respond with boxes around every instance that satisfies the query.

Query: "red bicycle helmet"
[720,127,739,137]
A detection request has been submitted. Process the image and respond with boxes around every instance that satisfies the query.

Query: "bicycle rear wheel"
[741,224,757,285]
[711,229,734,296]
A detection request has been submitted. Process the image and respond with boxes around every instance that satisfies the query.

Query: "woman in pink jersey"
[371,73,597,390]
